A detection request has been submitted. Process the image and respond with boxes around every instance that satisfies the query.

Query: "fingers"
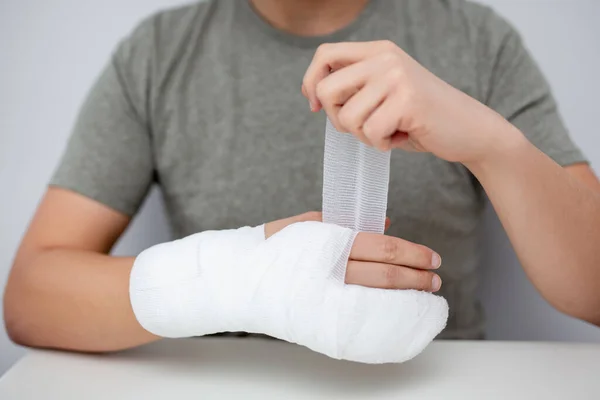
[303,41,394,111]
[350,232,441,270]
[304,44,411,151]
[335,78,391,145]
[264,211,322,238]
[315,59,381,129]
[361,91,408,151]
[265,214,443,293]
[346,260,442,292]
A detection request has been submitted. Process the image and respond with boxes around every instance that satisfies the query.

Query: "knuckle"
[386,66,404,85]
[379,50,398,64]
[381,237,400,263]
[302,76,311,90]
[362,120,379,144]
[337,108,359,132]
[315,80,331,103]
[315,43,331,58]
[383,265,401,289]
[402,84,416,101]
[378,40,397,51]
[363,122,387,150]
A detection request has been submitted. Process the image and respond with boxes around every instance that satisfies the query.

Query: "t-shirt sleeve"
[50,20,156,216]
[475,7,587,167]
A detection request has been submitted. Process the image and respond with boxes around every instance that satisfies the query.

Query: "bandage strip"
[322,118,391,234]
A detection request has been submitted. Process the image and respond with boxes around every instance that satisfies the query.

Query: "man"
[4,0,600,353]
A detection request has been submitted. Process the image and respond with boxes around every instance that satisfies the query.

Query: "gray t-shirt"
[51,0,587,339]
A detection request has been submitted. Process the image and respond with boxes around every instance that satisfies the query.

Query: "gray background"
[1,0,599,376]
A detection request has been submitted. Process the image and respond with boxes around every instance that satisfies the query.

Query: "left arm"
[301,39,600,326]
[467,135,600,324]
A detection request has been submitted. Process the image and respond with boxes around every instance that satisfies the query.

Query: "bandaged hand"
[129,212,448,364]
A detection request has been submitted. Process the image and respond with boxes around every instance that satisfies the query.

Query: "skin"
[4,0,600,353]
[302,40,600,325]
[249,0,370,37]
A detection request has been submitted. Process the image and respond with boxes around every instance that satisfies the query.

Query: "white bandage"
[129,119,449,364]
[130,221,447,363]
[323,118,390,234]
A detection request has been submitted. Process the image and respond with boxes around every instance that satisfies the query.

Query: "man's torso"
[126,0,501,338]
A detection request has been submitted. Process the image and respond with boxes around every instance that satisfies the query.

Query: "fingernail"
[432,253,442,269]
[432,275,442,292]
[309,100,315,112]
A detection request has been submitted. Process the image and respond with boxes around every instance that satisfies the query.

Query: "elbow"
[539,260,600,327]
[576,306,600,328]
[550,294,600,328]
[3,296,26,348]
[3,268,38,348]
[568,309,600,328]
[589,316,600,328]
[4,311,28,348]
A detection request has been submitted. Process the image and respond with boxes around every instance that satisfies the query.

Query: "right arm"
[3,17,162,352]
[3,188,159,352]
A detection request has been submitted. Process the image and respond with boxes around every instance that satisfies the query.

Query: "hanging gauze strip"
[321,118,449,363]
[323,118,390,233]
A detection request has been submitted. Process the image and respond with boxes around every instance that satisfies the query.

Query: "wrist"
[463,122,531,180]
[129,226,265,338]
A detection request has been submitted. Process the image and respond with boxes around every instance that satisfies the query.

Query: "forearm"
[4,249,158,352]
[467,131,600,324]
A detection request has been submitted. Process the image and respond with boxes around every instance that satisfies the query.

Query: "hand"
[265,212,442,292]
[302,41,525,165]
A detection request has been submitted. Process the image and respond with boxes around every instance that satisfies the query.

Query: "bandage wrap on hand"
[129,119,449,364]
[131,221,447,363]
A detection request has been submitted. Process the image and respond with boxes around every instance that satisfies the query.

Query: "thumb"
[266,213,390,238]
[265,211,322,238]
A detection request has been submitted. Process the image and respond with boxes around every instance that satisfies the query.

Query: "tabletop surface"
[1,337,598,399]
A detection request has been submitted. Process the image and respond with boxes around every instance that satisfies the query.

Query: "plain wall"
[1,0,599,376]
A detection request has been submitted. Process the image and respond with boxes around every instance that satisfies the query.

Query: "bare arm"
[466,138,600,326]
[3,187,158,352]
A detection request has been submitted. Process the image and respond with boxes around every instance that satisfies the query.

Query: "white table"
[1,338,598,399]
